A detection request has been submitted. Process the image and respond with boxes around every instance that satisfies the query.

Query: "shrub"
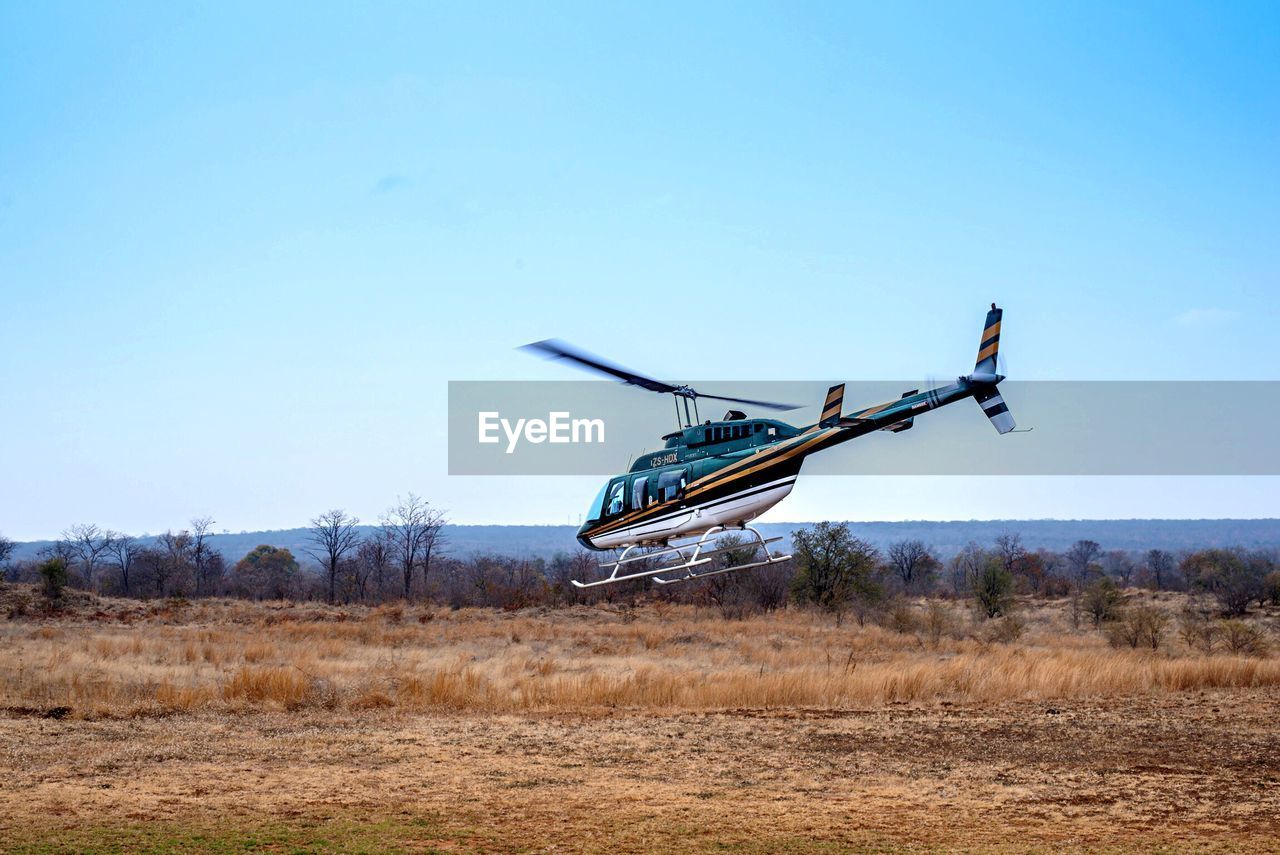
[922,600,959,646]
[1039,575,1073,598]
[1082,578,1121,627]
[1106,606,1169,650]
[1262,571,1280,607]
[1215,570,1263,617]
[1181,549,1263,617]
[1218,620,1269,656]
[883,603,921,635]
[970,555,1014,619]
[38,557,68,600]
[791,522,884,625]
[1179,612,1219,654]
[983,615,1026,644]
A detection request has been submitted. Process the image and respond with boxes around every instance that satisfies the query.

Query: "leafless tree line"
[6,519,228,600]
[303,494,448,604]
[2,519,1277,619]
[0,494,449,605]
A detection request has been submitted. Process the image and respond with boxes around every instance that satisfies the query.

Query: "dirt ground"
[3,689,1278,853]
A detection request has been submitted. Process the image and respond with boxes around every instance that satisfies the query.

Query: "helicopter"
[523,304,1016,588]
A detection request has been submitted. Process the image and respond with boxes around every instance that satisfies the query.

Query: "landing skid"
[571,525,792,589]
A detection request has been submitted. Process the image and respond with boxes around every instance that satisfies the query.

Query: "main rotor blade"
[520,339,678,394]
[695,392,801,412]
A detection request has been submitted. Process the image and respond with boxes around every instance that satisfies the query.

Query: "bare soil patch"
[2,590,1278,851]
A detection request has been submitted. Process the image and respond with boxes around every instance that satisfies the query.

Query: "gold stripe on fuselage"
[590,427,842,538]
[851,401,892,419]
[685,428,837,500]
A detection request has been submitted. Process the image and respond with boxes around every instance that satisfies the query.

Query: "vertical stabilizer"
[818,384,845,427]
[975,303,1002,376]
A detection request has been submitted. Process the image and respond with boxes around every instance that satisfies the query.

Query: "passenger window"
[657,469,687,502]
[632,478,648,510]
[605,480,626,516]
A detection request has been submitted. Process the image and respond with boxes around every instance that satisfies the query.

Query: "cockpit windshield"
[585,482,609,523]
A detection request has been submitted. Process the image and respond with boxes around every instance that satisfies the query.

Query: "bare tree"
[105,533,141,596]
[1065,539,1102,587]
[61,523,114,591]
[356,535,393,602]
[336,556,366,603]
[1103,550,1135,587]
[38,540,78,564]
[307,509,362,604]
[887,539,937,593]
[948,542,986,596]
[1145,548,1175,590]
[381,494,447,600]
[0,533,15,582]
[156,529,194,596]
[696,535,753,617]
[190,517,222,597]
[549,550,600,604]
[995,532,1026,575]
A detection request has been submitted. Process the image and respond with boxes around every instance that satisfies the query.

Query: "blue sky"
[2,2,1278,539]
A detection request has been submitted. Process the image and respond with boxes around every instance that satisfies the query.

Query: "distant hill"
[10,519,1280,564]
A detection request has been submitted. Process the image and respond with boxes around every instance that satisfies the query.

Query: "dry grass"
[4,584,1280,851]
[2,585,1278,719]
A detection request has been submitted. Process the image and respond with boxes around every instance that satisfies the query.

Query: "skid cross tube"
[653,525,792,585]
[571,525,791,589]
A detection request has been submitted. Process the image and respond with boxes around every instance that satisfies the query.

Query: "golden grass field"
[2,583,1279,852]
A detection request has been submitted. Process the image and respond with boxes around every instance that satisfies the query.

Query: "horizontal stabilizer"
[879,389,919,433]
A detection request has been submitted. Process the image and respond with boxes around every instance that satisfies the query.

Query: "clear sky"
[2,2,1278,540]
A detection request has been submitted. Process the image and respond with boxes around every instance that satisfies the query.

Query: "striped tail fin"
[971,304,1016,433]
[818,384,844,427]
[975,304,1002,375]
